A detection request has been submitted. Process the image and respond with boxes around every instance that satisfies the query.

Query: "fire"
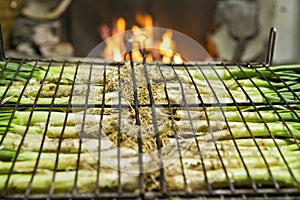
[174,53,183,64]
[99,17,126,61]
[159,30,175,63]
[99,13,183,63]
[136,13,153,27]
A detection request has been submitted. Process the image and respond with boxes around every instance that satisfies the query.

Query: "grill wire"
[1,27,300,199]
[0,57,300,199]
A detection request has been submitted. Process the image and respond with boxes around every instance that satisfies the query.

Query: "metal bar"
[49,61,80,197]
[0,25,6,60]
[156,64,189,193]
[71,62,94,196]
[3,189,300,200]
[1,57,266,69]
[95,62,107,195]
[24,61,68,197]
[265,28,277,66]
[128,51,145,198]
[117,62,123,195]
[2,101,300,109]
[142,63,167,194]
[3,57,259,69]
[2,187,300,199]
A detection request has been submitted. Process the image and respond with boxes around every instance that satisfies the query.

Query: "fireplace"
[4,0,300,63]
[61,0,217,58]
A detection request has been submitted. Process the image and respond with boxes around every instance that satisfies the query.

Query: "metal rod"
[71,62,94,196]
[0,24,6,60]
[142,62,167,194]
[117,62,123,195]
[128,50,145,197]
[95,62,107,195]
[265,27,276,66]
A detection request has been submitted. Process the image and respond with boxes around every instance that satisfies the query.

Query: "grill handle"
[0,24,7,60]
[265,27,276,66]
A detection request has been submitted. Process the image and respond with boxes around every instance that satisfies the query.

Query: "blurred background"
[0,0,299,64]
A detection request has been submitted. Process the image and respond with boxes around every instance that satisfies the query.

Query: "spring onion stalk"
[3,90,299,104]
[0,110,119,138]
[0,84,72,98]
[0,110,102,126]
[214,137,296,147]
[177,64,300,81]
[0,124,79,138]
[0,147,144,174]
[0,146,89,162]
[159,88,300,104]
[0,146,137,162]
[196,138,300,151]
[175,110,300,122]
[2,91,125,105]
[180,153,299,171]
[166,162,300,191]
[0,170,139,193]
[0,61,77,84]
[187,144,299,158]
[0,123,118,139]
[0,84,104,101]
[0,133,114,153]
[176,120,300,139]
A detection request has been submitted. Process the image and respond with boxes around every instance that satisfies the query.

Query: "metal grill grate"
[0,28,300,199]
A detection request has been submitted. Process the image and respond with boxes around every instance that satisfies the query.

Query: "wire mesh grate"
[0,57,300,199]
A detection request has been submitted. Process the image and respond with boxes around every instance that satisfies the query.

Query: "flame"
[173,53,183,63]
[136,13,153,27]
[159,30,176,62]
[99,17,126,61]
[112,17,126,35]
[99,14,183,63]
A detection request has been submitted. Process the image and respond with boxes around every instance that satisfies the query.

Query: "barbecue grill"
[1,26,300,200]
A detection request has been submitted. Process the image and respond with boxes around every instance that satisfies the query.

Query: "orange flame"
[136,13,153,27]
[99,14,183,63]
[99,18,127,61]
[159,30,175,63]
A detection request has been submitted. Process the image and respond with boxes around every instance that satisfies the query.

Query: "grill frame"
[1,27,300,199]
